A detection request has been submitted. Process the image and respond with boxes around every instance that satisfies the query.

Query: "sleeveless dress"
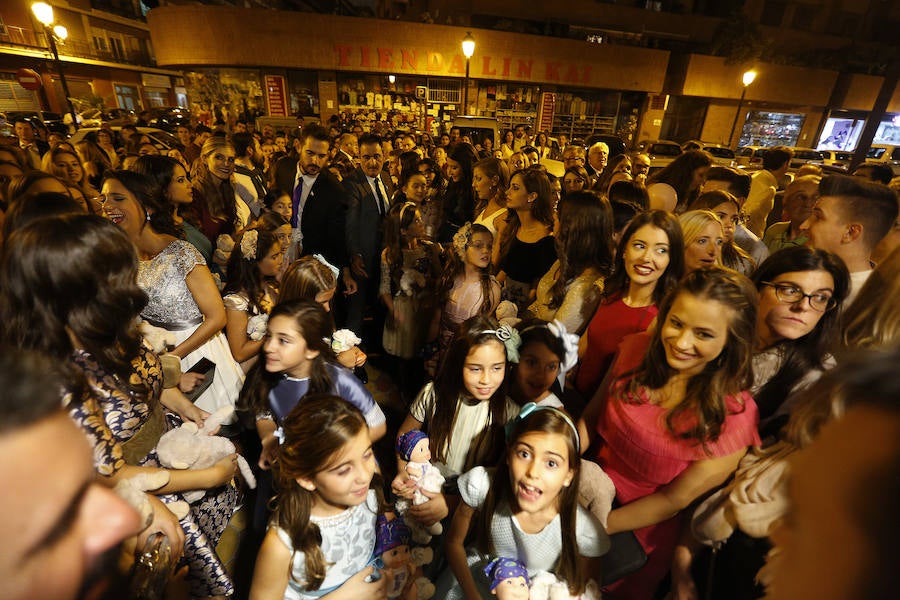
[138,239,245,416]
[593,333,761,599]
[380,242,441,359]
[66,344,238,598]
[473,206,508,235]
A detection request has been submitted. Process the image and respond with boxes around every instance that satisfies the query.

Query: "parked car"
[585,134,627,158]
[143,106,193,132]
[734,145,770,169]
[865,144,900,176]
[695,142,736,167]
[789,147,826,169]
[103,108,136,126]
[636,139,682,169]
[69,126,180,152]
[818,150,854,170]
[451,115,499,148]
[4,110,68,137]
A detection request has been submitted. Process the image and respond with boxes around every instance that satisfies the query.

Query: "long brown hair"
[237,300,335,418]
[625,267,757,444]
[549,191,614,309]
[438,222,496,316]
[272,395,381,591]
[472,407,585,594]
[191,136,237,231]
[498,167,555,265]
[429,315,509,468]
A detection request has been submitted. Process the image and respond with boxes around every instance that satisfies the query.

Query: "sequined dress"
[66,344,239,598]
[138,239,245,415]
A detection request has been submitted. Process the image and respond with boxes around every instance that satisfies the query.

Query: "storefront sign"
[334,45,595,86]
[141,73,172,88]
[264,75,288,117]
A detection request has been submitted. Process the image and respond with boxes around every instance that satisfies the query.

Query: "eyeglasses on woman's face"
[760,281,835,312]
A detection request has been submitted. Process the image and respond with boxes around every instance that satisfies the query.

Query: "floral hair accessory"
[240,229,258,260]
[452,221,473,260]
[313,253,340,279]
[482,323,521,363]
[246,313,269,341]
[520,320,579,387]
[330,329,361,353]
[483,557,530,591]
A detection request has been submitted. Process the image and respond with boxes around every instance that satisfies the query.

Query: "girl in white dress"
[250,396,388,600]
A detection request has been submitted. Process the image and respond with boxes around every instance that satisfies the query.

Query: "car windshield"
[148,130,180,147]
[651,144,681,156]
[705,147,735,158]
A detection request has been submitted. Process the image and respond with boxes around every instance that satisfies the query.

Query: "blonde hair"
[679,209,724,266]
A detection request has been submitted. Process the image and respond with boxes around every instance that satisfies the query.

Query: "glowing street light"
[31,2,78,130]
[461,32,475,115]
[729,69,758,148]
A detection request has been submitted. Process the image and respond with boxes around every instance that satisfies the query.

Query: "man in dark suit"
[343,133,394,336]
[273,123,351,284]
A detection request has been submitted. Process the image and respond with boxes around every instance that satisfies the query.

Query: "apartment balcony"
[0,26,154,68]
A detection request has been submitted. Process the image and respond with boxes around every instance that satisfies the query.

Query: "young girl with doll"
[425,222,501,377]
[443,404,610,600]
[380,201,442,400]
[237,300,386,471]
[577,267,761,599]
[394,315,520,533]
[280,255,367,372]
[223,228,283,371]
[250,396,389,600]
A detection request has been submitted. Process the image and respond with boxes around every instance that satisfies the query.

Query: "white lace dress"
[138,239,245,415]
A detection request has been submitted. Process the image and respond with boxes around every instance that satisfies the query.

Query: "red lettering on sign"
[335,45,351,67]
[360,47,373,68]
[482,56,496,76]
[377,48,395,69]
[581,65,592,84]
[448,54,466,74]
[517,59,533,79]
[501,58,511,77]
[401,49,418,71]
[564,64,580,83]
[427,52,443,71]
[545,62,561,81]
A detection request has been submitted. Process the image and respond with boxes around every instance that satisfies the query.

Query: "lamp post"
[31,2,78,131]
[728,69,757,148]
[461,32,475,115]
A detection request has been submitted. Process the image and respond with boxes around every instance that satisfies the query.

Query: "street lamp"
[461,32,475,115]
[31,2,78,131]
[728,69,757,148]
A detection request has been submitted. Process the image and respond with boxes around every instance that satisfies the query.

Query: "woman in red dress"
[577,267,761,599]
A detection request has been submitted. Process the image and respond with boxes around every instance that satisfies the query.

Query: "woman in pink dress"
[577,267,761,599]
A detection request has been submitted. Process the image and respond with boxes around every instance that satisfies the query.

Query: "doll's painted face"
[411,438,431,462]
[493,576,529,600]
[381,542,410,570]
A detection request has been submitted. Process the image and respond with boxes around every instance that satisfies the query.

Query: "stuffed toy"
[395,429,445,542]
[375,514,435,600]
[114,471,189,525]
[495,300,521,328]
[156,405,256,503]
[483,558,602,600]
[400,269,426,296]
[577,459,616,529]
[214,234,234,268]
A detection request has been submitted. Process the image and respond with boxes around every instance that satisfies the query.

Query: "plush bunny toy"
[156,405,256,503]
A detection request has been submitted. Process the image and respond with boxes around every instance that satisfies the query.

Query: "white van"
[451,116,499,148]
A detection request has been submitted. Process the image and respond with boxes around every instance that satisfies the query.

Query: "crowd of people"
[0,114,899,600]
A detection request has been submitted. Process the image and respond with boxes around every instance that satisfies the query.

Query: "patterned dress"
[66,344,239,598]
[380,242,441,359]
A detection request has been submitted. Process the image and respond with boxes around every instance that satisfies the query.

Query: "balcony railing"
[0,26,154,68]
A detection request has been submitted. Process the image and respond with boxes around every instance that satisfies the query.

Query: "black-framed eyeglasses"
[761,281,835,312]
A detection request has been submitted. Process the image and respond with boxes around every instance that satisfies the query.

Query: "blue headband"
[507,402,580,454]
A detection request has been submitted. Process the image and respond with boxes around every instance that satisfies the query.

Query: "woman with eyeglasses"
[751,246,850,441]
[689,189,756,275]
[191,136,241,244]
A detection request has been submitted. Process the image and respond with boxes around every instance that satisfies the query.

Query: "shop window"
[145,90,167,108]
[739,111,805,148]
[115,83,141,111]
